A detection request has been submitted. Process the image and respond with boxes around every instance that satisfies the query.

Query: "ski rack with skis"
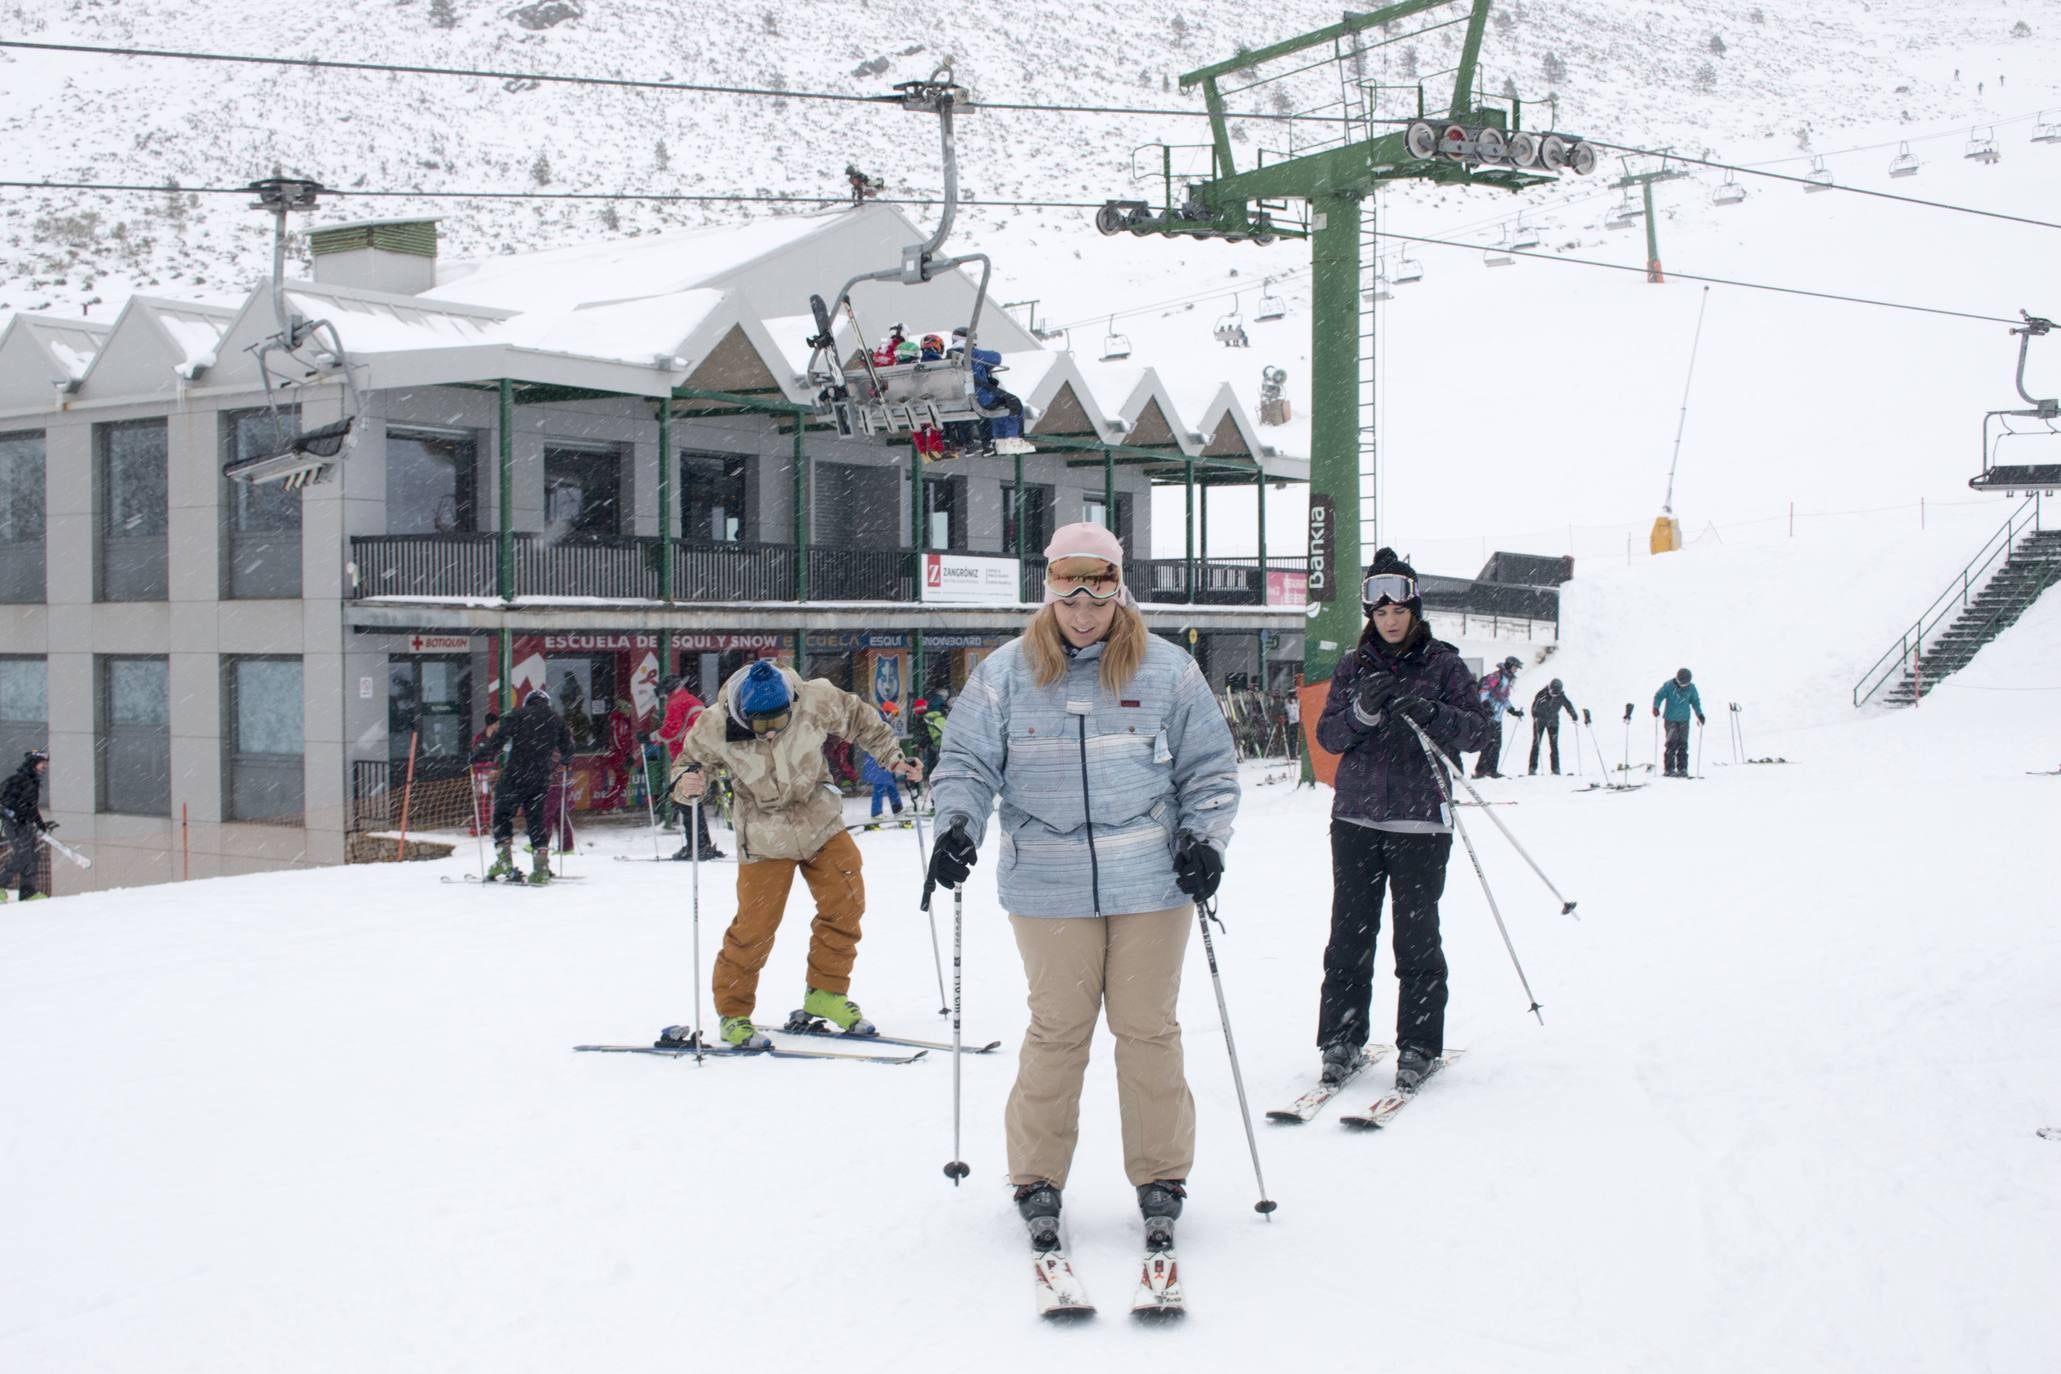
[223,177,366,490]
[803,68,1009,441]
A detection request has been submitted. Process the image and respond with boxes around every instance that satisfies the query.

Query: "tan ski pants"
[711,830,865,1018]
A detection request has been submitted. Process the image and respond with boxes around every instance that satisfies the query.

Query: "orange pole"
[395,729,420,862]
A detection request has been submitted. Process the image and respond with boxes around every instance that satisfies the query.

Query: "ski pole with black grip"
[909,797,948,1016]
[1621,702,1633,778]
[924,820,970,1185]
[1188,874,1277,1218]
[1408,720,1578,917]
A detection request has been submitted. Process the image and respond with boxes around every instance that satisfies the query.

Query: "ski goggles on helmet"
[1046,567,1124,601]
[745,709,792,736]
[1360,573,1417,607]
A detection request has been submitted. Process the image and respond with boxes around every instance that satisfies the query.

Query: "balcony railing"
[350,536,1307,608]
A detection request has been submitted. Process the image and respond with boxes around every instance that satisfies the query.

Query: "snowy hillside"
[5,2,2061,573]
[4,528,2059,1371]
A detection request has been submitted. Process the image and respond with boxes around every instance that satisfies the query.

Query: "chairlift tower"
[1092,0,1601,691]
[1612,152,1687,284]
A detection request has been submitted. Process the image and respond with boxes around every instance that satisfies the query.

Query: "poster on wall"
[854,647,909,734]
[1266,570,1310,606]
[630,650,661,723]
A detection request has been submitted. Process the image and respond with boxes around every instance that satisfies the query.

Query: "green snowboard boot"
[528,846,553,885]
[485,843,518,882]
[719,1015,771,1050]
[802,987,877,1036]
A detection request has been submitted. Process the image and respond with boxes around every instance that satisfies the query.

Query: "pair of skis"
[575,1017,997,1066]
[1033,1247,1182,1323]
[1264,1045,1465,1129]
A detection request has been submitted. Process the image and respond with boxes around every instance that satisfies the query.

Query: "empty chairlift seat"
[1888,142,1920,178]
[1712,173,1746,206]
[1099,316,1132,362]
[1255,279,1286,321]
[1392,251,1424,284]
[2035,111,2061,145]
[1805,155,1834,192]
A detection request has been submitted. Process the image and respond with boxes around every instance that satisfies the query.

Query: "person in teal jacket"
[1652,667,1706,777]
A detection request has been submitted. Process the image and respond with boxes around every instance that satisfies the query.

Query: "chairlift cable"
[0,178,1110,211]
[1372,229,2024,326]
[1584,138,2061,232]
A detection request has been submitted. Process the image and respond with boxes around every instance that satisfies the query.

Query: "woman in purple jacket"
[1314,549,1491,1093]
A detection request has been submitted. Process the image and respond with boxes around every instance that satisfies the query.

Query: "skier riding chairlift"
[1963,127,2000,165]
[222,178,365,490]
[1213,295,1249,348]
[804,68,1010,443]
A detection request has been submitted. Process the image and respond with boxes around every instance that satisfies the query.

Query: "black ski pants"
[1473,719,1505,777]
[1663,718,1691,776]
[1528,720,1563,774]
[1,816,38,896]
[1317,821,1453,1058]
[492,776,551,849]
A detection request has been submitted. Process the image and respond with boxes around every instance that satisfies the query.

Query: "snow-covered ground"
[5,525,2059,1371]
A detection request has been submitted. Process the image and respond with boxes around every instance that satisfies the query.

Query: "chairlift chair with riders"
[1214,294,1249,347]
[1099,315,1132,362]
[1255,277,1286,322]
[1805,155,1834,192]
[1712,172,1747,206]
[1964,126,2000,164]
[222,177,364,490]
[804,68,1009,442]
[2035,111,2061,145]
[1888,142,1920,178]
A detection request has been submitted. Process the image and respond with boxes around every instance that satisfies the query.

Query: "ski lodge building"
[0,204,1326,892]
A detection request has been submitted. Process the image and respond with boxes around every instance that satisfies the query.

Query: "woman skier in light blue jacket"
[927,522,1239,1266]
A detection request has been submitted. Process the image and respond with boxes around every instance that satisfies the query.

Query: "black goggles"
[1361,573,1417,607]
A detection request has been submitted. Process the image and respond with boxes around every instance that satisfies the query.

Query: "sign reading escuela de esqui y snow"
[921,553,1021,606]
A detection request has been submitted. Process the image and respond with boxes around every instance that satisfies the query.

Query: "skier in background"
[1527,678,1580,775]
[671,660,921,1047]
[1472,655,1524,778]
[486,690,574,884]
[1653,667,1706,778]
[860,700,911,830]
[1,748,53,902]
[603,696,638,811]
[1314,550,1490,1093]
[658,676,723,860]
[950,326,1033,455]
[927,522,1239,1265]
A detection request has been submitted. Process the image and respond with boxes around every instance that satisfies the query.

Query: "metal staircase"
[1853,496,2060,706]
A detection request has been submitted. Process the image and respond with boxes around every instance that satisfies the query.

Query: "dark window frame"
[386,426,480,536]
[94,418,169,602]
[0,429,46,603]
[543,441,627,543]
[0,654,48,765]
[679,449,750,544]
[223,655,305,823]
[220,408,305,599]
[1001,480,1054,557]
[96,654,171,816]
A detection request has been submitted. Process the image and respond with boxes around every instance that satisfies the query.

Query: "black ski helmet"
[1550,678,1563,692]
[525,688,552,706]
[25,747,48,766]
[1676,667,1692,685]
[1502,656,1522,674]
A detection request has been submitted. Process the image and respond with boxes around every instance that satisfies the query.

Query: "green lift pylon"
[1096,0,1599,717]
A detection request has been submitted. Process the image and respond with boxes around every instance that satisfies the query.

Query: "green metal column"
[1642,181,1661,283]
[1305,192,1364,689]
[1200,480,1210,564]
[657,401,673,683]
[497,378,514,709]
[1257,461,1268,604]
[1102,446,1115,529]
[910,443,925,709]
[1013,449,1025,557]
[1184,457,1196,603]
[793,423,809,672]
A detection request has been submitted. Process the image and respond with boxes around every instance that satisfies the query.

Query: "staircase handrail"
[1852,494,2043,706]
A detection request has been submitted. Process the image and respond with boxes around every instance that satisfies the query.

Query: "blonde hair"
[1023,599,1150,693]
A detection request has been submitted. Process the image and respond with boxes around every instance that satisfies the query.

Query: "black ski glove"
[927,819,978,891]
[1355,670,1400,721]
[1172,832,1224,902]
[40,819,57,833]
[1508,706,1525,719]
[1582,709,1592,726]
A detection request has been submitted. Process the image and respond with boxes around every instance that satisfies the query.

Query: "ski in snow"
[1339,1050,1467,1131]
[1266,1043,1393,1124]
[613,853,735,863]
[1575,783,1646,793]
[573,1038,925,1065]
[769,1013,1001,1055]
[443,873,585,884]
[1033,1250,1095,1321]
[1130,1250,1185,1322]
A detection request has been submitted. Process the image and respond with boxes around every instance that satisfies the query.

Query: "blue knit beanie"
[736,661,792,719]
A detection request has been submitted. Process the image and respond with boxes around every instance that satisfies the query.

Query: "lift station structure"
[1096,0,1598,690]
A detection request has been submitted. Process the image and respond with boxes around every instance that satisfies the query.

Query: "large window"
[1082,491,1136,548]
[817,463,902,549]
[681,451,748,543]
[0,431,45,603]
[97,656,170,815]
[544,443,624,542]
[923,474,966,552]
[96,419,168,601]
[222,409,303,599]
[386,428,477,535]
[224,657,304,821]
[387,656,472,780]
[0,657,46,765]
[1002,481,1053,557]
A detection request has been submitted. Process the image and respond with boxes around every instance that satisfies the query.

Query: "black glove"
[1172,832,1224,902]
[40,819,57,833]
[928,819,978,890]
[1696,715,1706,726]
[1508,706,1524,719]
[1582,709,1592,726]
[1355,670,1400,720]
[1386,695,1437,728]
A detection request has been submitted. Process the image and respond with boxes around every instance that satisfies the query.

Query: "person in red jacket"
[602,697,638,811]
[657,676,724,859]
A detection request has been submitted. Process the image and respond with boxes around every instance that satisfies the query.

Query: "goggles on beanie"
[1361,573,1417,607]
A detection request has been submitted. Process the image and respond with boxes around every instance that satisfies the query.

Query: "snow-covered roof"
[0,206,1298,462]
